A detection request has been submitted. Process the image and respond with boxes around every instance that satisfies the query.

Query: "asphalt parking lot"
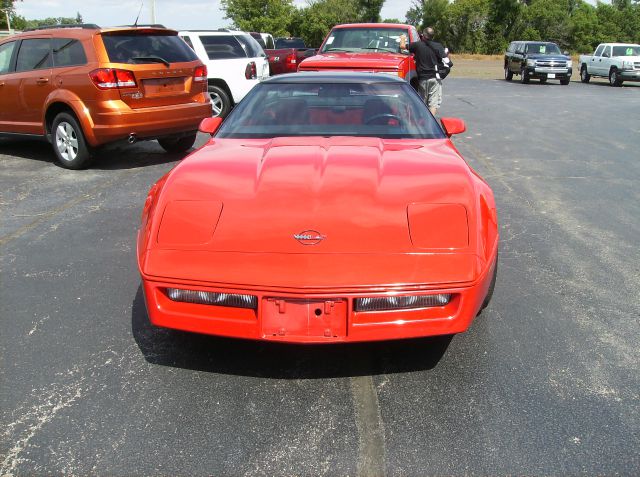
[1,78,639,476]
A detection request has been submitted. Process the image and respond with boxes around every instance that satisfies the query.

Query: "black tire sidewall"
[51,112,92,170]
[158,133,197,153]
[581,66,590,83]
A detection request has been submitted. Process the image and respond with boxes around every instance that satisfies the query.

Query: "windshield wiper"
[131,55,170,67]
[325,48,353,52]
[362,47,398,53]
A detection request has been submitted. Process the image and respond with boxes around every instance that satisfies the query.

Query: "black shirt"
[408,39,445,79]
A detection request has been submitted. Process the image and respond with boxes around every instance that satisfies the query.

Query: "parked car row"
[504,40,640,87]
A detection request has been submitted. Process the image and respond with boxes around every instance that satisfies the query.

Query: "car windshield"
[216,81,446,140]
[321,28,406,53]
[102,33,198,63]
[612,45,640,56]
[525,43,561,55]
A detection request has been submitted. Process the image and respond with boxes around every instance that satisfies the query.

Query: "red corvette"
[137,72,498,343]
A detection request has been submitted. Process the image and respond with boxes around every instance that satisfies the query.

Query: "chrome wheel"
[55,121,79,162]
[209,91,223,116]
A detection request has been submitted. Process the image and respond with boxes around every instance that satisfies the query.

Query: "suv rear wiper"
[130,55,170,67]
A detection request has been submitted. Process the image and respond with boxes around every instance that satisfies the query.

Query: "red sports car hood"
[150,136,476,255]
[299,52,405,71]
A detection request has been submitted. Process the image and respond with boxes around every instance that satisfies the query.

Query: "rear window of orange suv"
[102,33,198,64]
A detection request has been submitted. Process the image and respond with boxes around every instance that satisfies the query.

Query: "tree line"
[3,0,639,54]
[221,0,640,54]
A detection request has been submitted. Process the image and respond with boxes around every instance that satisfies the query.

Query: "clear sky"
[15,0,411,30]
[15,0,414,30]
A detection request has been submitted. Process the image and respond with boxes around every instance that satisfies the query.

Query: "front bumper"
[620,70,640,80]
[526,66,572,79]
[140,253,497,344]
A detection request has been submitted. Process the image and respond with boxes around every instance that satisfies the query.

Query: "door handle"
[36,77,49,84]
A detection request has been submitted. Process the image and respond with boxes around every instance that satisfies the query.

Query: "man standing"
[400,27,446,116]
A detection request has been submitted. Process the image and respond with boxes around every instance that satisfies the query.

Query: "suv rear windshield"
[200,34,264,60]
[102,33,198,64]
[236,34,265,58]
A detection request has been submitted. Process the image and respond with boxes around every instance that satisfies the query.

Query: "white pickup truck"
[579,43,640,86]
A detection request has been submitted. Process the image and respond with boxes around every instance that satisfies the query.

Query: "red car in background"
[298,23,420,90]
[250,34,316,75]
[137,72,498,343]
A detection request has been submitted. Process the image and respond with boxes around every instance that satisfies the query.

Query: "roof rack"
[23,23,100,32]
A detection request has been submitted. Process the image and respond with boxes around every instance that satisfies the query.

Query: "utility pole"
[150,0,156,24]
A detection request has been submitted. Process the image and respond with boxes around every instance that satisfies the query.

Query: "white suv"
[179,30,269,117]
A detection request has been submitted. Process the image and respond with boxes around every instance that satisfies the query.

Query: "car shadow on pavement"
[131,286,452,379]
[0,138,184,170]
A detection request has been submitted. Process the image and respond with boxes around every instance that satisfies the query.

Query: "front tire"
[478,253,498,316]
[157,133,197,153]
[560,78,570,85]
[504,65,513,81]
[539,76,547,84]
[609,68,623,87]
[580,65,590,83]
[520,66,530,84]
[52,112,92,170]
[208,85,232,118]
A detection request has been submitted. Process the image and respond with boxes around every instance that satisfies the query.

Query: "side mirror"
[440,117,466,137]
[199,117,223,135]
[602,52,610,58]
[563,50,570,56]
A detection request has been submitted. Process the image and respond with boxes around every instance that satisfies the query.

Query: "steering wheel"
[364,113,403,125]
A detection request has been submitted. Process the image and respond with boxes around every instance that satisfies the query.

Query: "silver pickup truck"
[579,43,640,86]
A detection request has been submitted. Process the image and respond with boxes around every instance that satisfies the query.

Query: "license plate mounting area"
[262,298,347,339]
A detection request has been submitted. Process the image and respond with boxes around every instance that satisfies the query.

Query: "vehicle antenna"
[133,0,144,27]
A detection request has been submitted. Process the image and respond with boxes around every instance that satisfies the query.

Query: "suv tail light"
[245,61,257,80]
[194,65,207,82]
[89,68,137,89]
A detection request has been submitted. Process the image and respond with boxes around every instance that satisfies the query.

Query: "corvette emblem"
[293,230,326,245]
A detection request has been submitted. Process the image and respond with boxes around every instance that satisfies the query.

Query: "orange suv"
[0,24,210,169]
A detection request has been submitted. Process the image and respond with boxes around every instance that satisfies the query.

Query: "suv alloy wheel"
[208,85,232,118]
[52,112,92,169]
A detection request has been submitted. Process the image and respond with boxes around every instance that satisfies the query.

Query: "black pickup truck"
[504,41,572,85]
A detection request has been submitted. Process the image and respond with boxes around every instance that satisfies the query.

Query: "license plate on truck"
[547,74,556,78]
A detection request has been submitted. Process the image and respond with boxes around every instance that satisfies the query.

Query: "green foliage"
[221,0,296,37]
[21,15,84,30]
[445,0,490,53]
[297,0,360,47]
[358,0,385,23]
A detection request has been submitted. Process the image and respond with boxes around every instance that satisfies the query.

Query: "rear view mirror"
[440,117,466,137]
[199,117,223,135]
